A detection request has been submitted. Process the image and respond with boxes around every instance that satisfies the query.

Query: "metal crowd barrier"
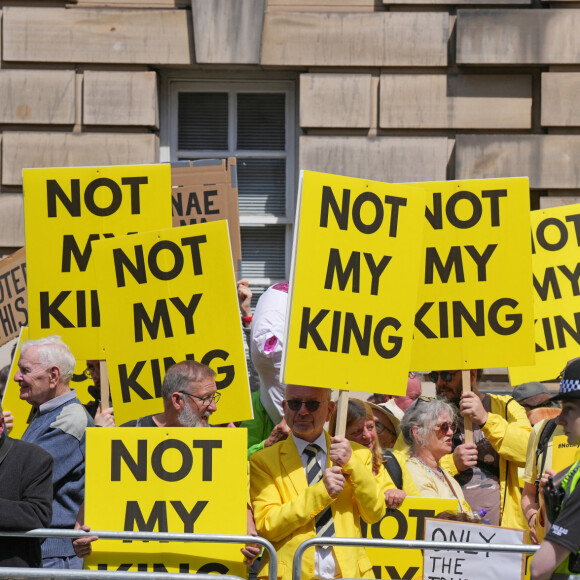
[0,529,277,580]
[292,537,540,580]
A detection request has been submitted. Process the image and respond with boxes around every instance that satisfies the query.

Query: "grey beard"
[177,403,202,427]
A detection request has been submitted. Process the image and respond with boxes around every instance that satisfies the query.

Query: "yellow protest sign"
[2,327,97,437]
[93,220,251,426]
[2,326,32,439]
[23,164,172,359]
[551,434,580,473]
[408,177,534,370]
[283,170,426,394]
[509,204,580,384]
[363,496,460,580]
[85,427,247,576]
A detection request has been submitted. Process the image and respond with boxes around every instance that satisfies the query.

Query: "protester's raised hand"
[264,419,290,447]
[453,442,478,472]
[237,280,252,320]
[2,411,14,433]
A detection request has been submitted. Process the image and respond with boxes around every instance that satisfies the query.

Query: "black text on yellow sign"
[531,210,580,353]
[41,176,159,330]
[85,428,247,575]
[284,171,426,393]
[362,497,460,580]
[23,164,172,359]
[94,220,250,426]
[416,189,519,340]
[408,177,534,370]
[510,203,580,384]
[111,437,222,535]
[299,186,408,359]
[107,233,234,404]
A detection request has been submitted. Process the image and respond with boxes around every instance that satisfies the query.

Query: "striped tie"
[303,444,335,547]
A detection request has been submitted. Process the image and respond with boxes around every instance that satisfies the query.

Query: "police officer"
[530,359,580,580]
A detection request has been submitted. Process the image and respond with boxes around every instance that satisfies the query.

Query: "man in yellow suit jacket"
[250,384,385,580]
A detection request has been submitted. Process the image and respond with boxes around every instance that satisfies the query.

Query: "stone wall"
[1,0,578,254]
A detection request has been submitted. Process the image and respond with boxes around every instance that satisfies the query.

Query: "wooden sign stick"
[462,370,473,443]
[99,360,110,411]
[334,390,349,437]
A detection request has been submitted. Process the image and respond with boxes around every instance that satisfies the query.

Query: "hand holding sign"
[459,391,488,426]
[329,435,352,466]
[323,466,346,497]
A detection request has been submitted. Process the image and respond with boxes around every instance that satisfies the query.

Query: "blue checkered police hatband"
[552,359,580,401]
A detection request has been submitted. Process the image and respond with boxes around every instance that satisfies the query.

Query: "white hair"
[20,335,76,383]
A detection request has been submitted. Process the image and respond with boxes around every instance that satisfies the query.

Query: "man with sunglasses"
[430,368,531,530]
[250,384,385,580]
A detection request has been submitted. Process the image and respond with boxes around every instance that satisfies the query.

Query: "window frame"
[160,73,298,286]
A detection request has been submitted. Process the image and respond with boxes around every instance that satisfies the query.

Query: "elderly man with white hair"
[14,335,93,570]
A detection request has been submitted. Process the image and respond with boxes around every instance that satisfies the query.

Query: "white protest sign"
[423,518,525,580]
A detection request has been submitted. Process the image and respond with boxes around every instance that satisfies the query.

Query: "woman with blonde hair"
[329,398,382,474]
[329,398,419,507]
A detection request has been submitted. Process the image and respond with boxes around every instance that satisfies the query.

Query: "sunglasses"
[428,370,459,383]
[435,421,457,433]
[286,399,321,412]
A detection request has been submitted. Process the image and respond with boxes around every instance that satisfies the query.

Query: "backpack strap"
[537,418,558,478]
[383,450,403,490]
[501,397,515,518]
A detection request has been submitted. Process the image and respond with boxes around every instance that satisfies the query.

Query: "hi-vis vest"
[553,459,580,579]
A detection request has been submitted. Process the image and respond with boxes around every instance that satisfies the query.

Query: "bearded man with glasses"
[121,360,219,427]
[430,368,531,529]
[250,384,385,580]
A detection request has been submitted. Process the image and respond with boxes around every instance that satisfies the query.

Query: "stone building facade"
[0,0,578,303]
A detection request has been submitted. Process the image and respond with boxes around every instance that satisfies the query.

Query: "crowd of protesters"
[0,282,579,580]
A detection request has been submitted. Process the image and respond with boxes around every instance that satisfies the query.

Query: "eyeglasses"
[179,391,221,407]
[84,366,97,378]
[428,370,459,383]
[374,420,396,438]
[435,421,457,434]
[286,399,321,412]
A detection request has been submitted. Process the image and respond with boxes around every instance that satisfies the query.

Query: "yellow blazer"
[250,432,385,580]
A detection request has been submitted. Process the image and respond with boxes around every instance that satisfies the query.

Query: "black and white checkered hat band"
[560,379,580,394]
